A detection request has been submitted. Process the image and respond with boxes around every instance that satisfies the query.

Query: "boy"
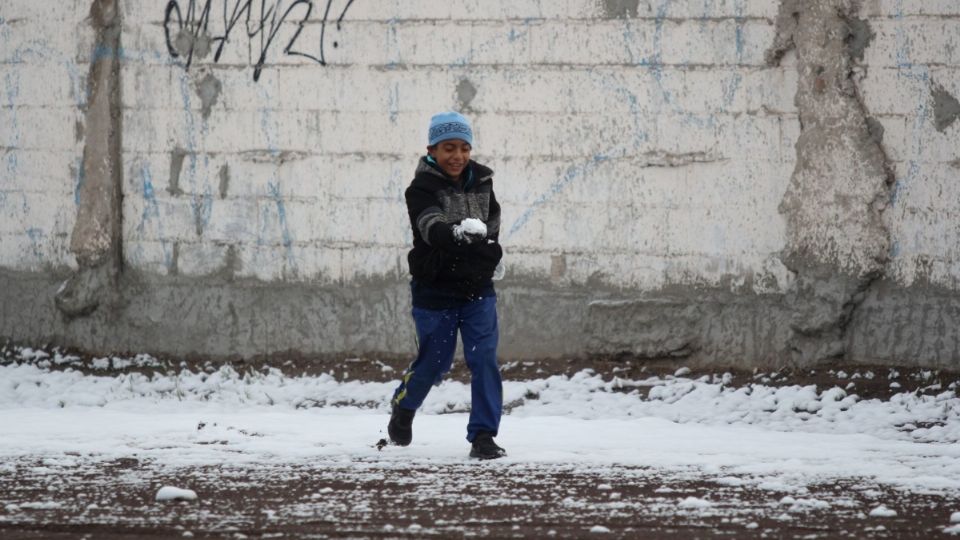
[387,111,506,460]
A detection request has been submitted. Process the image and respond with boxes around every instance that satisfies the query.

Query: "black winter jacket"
[405,157,503,308]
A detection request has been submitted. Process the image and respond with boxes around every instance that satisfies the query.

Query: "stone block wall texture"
[1,0,958,367]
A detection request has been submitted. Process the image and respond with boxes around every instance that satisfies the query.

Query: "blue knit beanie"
[428,111,473,146]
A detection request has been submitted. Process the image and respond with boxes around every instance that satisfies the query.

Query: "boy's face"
[428,139,472,178]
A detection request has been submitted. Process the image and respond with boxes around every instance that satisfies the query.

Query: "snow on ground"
[2,355,960,500]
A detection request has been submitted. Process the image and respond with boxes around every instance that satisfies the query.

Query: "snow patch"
[678,497,713,509]
[156,486,198,502]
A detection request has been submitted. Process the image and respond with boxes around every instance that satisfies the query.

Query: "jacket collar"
[416,156,494,185]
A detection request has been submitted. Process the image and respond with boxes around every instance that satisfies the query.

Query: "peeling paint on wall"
[168,148,187,196]
[600,0,641,19]
[56,0,124,318]
[455,78,477,111]
[931,82,960,133]
[194,72,222,119]
[218,164,230,199]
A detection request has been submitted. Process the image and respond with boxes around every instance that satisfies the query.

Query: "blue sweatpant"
[391,295,502,443]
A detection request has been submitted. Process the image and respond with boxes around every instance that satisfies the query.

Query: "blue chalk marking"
[138,165,160,233]
[25,227,44,261]
[385,17,401,66]
[628,0,745,129]
[90,45,129,63]
[508,154,610,239]
[259,108,281,158]
[886,0,932,263]
[734,1,745,61]
[386,164,404,201]
[191,189,213,235]
[722,72,743,107]
[137,163,173,269]
[73,157,85,206]
[451,22,531,67]
[266,181,297,273]
[388,82,399,123]
[4,70,20,175]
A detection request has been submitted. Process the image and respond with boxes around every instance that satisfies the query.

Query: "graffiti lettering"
[163,0,357,82]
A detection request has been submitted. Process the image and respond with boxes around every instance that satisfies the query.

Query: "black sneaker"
[470,432,506,460]
[387,405,415,446]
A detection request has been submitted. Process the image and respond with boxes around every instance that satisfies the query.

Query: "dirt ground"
[1,456,958,539]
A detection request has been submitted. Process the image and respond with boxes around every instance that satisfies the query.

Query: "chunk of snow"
[674,367,691,377]
[945,524,960,535]
[455,218,486,237]
[868,505,896,517]
[597,483,612,490]
[678,497,712,509]
[156,486,198,502]
[952,511,960,523]
[589,525,611,533]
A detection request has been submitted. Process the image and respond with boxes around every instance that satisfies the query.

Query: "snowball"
[459,218,487,235]
[868,505,897,517]
[156,486,198,502]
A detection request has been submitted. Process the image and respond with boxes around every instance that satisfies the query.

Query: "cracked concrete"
[56,0,123,318]
[767,0,894,365]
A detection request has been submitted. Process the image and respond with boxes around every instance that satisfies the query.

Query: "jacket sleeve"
[470,186,503,277]
[485,188,501,241]
[405,185,478,255]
